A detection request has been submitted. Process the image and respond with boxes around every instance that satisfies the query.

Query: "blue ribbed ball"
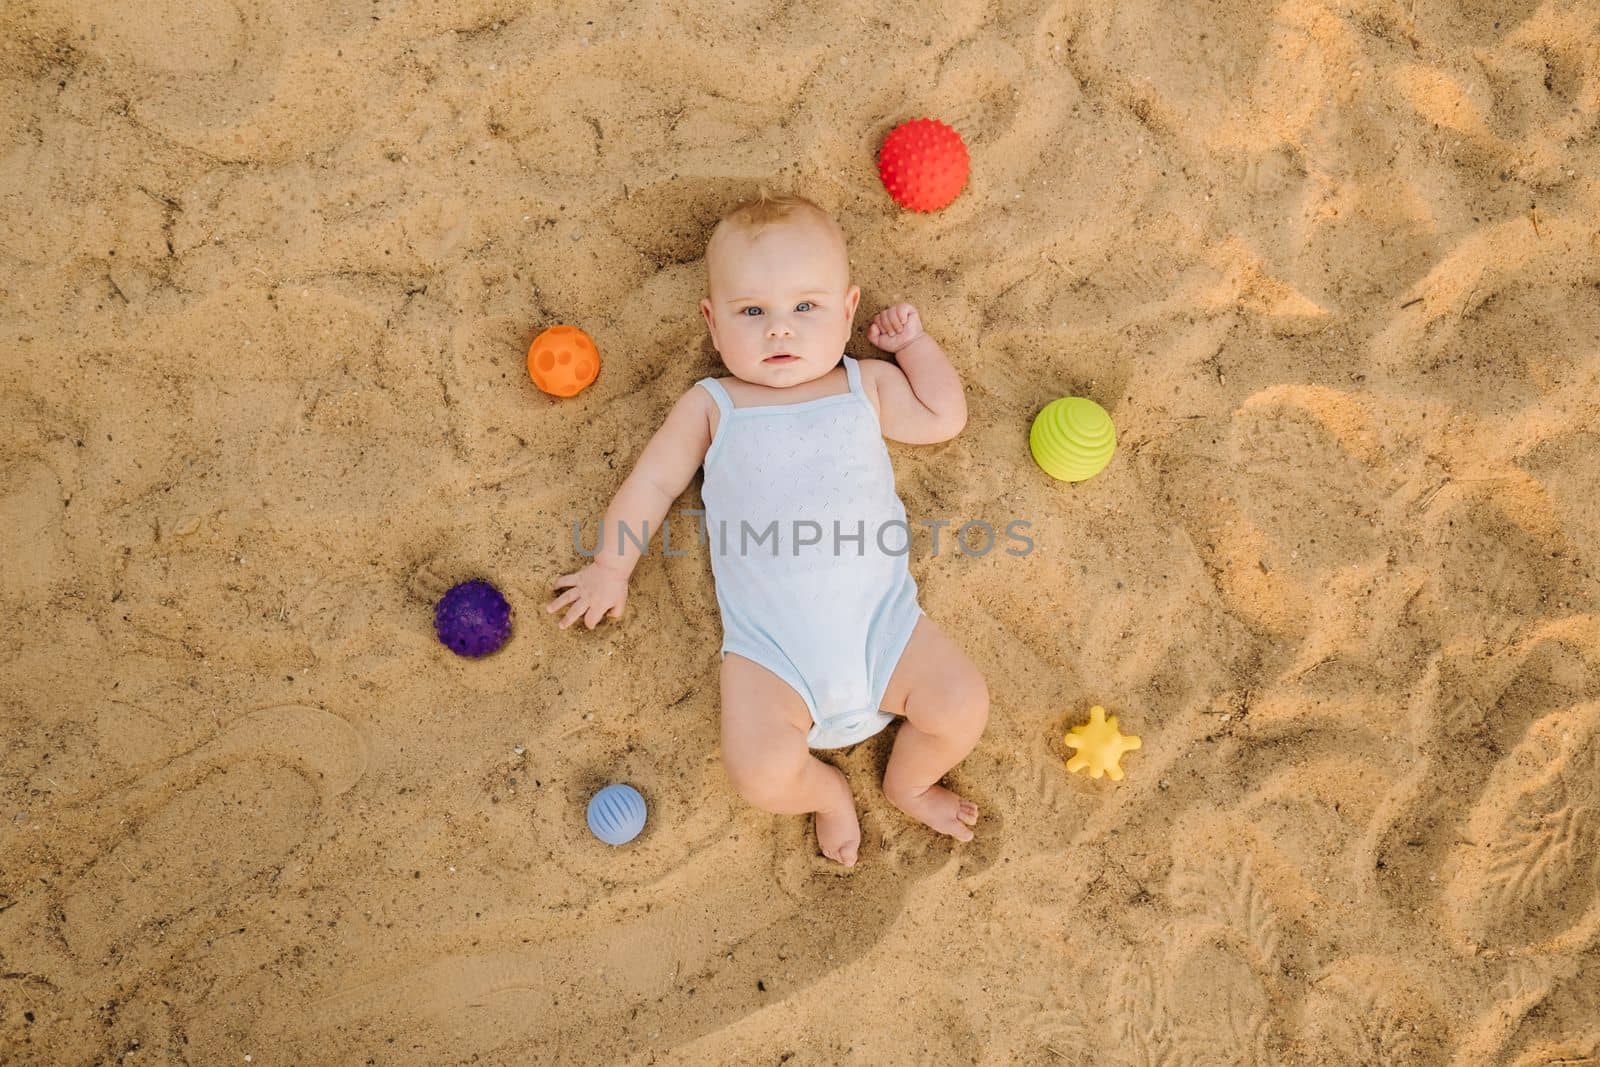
[586,784,647,845]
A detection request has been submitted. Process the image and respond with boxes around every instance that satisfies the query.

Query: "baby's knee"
[916,671,989,739]
[721,738,805,811]
[955,677,990,739]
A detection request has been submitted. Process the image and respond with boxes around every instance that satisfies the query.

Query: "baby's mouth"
[764,353,798,363]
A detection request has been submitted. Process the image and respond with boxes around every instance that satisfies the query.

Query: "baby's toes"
[821,839,859,867]
[957,800,979,827]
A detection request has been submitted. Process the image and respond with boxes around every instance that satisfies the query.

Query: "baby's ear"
[844,285,861,319]
[700,299,726,351]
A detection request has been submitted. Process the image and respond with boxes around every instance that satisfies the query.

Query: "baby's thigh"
[719,653,813,788]
[879,614,987,720]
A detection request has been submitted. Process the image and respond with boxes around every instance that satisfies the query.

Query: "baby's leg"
[879,616,990,841]
[719,652,862,867]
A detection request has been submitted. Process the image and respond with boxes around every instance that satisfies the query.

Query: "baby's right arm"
[544,385,714,630]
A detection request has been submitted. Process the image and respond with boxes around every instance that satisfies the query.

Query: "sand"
[3,0,1600,1063]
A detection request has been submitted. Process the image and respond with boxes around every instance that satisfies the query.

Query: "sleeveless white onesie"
[695,355,924,749]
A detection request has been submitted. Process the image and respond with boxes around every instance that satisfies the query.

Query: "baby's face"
[699,216,861,388]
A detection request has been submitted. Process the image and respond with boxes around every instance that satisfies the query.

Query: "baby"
[544,192,989,867]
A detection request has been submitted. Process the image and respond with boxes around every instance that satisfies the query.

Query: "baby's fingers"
[559,599,588,629]
[545,586,580,614]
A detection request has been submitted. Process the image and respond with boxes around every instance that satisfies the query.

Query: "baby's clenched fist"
[867,303,925,354]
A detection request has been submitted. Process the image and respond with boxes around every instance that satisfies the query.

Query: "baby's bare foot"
[815,800,861,867]
[886,784,979,842]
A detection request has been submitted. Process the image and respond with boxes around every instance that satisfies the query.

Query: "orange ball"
[527,325,600,398]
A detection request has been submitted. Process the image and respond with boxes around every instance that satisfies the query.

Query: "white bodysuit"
[695,354,924,749]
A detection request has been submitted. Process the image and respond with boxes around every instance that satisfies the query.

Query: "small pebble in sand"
[513,744,525,756]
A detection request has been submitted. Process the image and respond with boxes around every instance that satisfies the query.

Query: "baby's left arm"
[863,303,967,444]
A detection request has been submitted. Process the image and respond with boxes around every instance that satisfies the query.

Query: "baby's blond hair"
[713,188,829,234]
[705,188,848,290]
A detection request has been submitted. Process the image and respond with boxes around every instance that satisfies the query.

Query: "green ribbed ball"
[1030,397,1116,482]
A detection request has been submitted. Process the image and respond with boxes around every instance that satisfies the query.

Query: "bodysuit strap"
[842,354,864,396]
[696,377,734,419]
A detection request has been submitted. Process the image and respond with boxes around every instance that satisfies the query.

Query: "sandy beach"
[3,0,1600,1062]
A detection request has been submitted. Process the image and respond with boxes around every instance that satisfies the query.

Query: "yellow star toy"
[1064,705,1141,781]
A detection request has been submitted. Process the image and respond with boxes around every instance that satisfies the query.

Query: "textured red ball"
[877,118,970,212]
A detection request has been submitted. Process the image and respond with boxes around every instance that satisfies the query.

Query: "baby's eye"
[796,301,815,312]
[740,306,762,316]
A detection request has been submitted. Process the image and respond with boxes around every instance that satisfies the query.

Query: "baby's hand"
[866,303,926,354]
[544,562,628,630]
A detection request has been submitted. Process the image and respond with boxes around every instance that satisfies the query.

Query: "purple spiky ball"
[434,579,513,658]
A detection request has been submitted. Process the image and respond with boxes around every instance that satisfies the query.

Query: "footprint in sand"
[49,705,367,965]
[1149,382,1405,641]
[1363,620,1600,945]
[1445,699,1600,952]
[1033,741,1489,1065]
[1100,930,1278,1064]
[1299,955,1453,1066]
[1226,384,1394,576]
[1408,479,1581,643]
[1166,839,1286,977]
[1038,836,1288,1067]
[1057,803,1451,1062]
[1364,206,1600,415]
